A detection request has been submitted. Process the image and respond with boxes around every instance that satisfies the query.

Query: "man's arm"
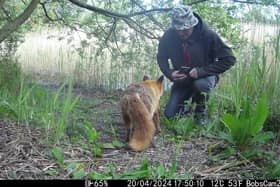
[157,37,174,80]
[196,34,236,78]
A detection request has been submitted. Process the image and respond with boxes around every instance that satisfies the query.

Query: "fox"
[120,75,164,151]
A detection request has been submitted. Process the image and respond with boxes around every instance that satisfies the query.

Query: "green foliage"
[121,159,152,179]
[0,0,41,56]
[0,100,17,119]
[152,160,177,179]
[163,116,195,139]
[89,158,192,180]
[66,162,86,179]
[210,146,236,161]
[50,146,64,166]
[83,121,103,157]
[89,162,117,179]
[265,160,280,179]
[222,95,269,148]
[192,1,242,46]
[54,82,80,142]
[121,159,181,179]
[0,75,81,145]
[216,30,280,133]
[0,59,21,93]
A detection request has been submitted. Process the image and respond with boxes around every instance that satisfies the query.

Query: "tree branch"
[232,0,280,11]
[40,1,63,22]
[131,0,165,30]
[104,18,117,44]
[1,7,12,21]
[122,18,160,40]
[0,0,40,43]
[68,0,171,19]
[67,0,209,41]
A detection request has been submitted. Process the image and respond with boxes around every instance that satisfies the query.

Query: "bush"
[0,58,22,94]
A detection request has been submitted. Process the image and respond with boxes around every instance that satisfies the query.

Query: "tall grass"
[16,28,161,89]
[215,27,279,113]
[0,59,80,144]
[210,27,280,149]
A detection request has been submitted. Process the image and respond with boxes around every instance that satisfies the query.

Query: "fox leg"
[153,109,161,133]
[122,113,132,142]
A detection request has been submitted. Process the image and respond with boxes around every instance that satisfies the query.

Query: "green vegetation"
[222,95,269,149]
[90,159,192,179]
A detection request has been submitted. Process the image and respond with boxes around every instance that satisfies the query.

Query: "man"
[157,5,236,124]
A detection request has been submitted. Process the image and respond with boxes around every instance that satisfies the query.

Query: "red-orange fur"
[121,75,164,151]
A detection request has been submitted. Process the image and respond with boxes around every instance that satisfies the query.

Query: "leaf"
[7,171,17,180]
[271,161,280,178]
[67,162,78,172]
[167,160,177,177]
[121,169,151,179]
[92,146,103,157]
[88,128,99,143]
[102,143,115,149]
[72,168,86,179]
[218,131,234,144]
[154,164,165,178]
[121,159,151,179]
[222,95,269,148]
[139,159,149,171]
[250,95,268,135]
[222,113,240,136]
[241,148,259,159]
[210,147,236,161]
[44,168,58,176]
[89,172,113,180]
[112,140,124,148]
[67,163,86,179]
[0,101,18,118]
[252,131,274,144]
[50,147,64,166]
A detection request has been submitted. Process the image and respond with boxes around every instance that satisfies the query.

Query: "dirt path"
[0,86,258,179]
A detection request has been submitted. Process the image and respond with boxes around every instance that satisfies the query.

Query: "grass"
[0,62,80,145]
[16,28,161,89]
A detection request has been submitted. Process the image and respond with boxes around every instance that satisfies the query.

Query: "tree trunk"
[0,0,40,43]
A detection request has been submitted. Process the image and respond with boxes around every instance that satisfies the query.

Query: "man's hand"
[171,68,198,82]
[171,70,187,81]
[189,68,198,79]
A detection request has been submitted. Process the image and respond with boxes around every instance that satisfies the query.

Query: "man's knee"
[193,76,216,93]
[164,107,177,119]
[193,80,210,93]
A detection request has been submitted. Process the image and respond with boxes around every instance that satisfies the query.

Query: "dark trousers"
[164,76,217,119]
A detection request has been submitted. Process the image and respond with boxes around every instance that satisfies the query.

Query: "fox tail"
[126,94,155,151]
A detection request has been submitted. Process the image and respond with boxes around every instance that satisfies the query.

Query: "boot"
[193,92,208,125]
[194,112,207,125]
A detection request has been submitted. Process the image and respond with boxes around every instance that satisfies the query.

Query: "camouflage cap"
[171,5,198,30]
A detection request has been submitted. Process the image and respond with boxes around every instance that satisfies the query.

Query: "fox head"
[142,75,164,83]
[156,75,164,96]
[142,75,150,81]
[142,75,164,97]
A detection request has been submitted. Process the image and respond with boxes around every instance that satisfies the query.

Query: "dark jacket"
[157,13,236,81]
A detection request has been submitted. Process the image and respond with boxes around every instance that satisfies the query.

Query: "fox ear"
[157,75,164,83]
[143,75,150,81]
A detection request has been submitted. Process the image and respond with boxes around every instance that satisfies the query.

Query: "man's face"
[176,27,193,41]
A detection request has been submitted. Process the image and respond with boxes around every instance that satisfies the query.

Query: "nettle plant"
[222,95,271,150]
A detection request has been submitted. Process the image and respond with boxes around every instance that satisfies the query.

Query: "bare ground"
[0,86,269,179]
